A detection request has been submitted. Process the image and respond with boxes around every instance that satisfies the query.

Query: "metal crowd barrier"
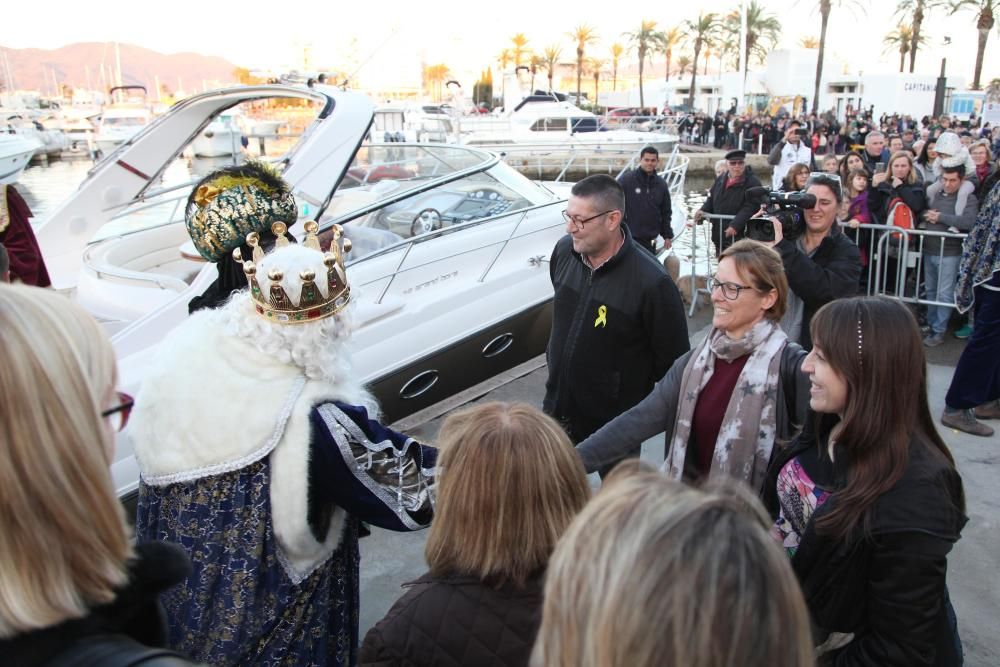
[676,216,969,318]
[844,223,968,312]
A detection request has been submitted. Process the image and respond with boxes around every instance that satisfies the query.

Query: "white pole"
[738,0,747,113]
[115,42,123,88]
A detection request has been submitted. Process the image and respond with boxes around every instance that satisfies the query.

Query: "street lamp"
[933,36,952,117]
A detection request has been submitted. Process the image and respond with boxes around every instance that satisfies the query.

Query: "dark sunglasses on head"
[102,391,135,432]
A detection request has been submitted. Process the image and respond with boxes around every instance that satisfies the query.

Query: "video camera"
[744,187,817,243]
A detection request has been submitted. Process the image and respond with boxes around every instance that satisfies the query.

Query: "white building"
[653,49,966,121]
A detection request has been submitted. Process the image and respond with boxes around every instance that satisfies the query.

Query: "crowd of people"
[1,111,997,666]
[677,106,1000,161]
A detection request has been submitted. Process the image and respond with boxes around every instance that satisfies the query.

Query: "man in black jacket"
[764,172,861,349]
[616,146,674,254]
[544,175,689,474]
[693,149,762,254]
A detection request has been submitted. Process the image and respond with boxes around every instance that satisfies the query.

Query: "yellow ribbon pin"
[193,184,222,208]
[594,305,607,328]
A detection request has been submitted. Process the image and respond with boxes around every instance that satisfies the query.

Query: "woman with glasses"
[0,284,196,666]
[763,296,965,665]
[575,240,810,493]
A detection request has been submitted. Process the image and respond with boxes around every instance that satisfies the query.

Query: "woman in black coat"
[765,297,966,666]
[360,403,590,667]
[867,151,927,295]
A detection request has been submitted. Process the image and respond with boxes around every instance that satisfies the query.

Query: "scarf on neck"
[662,319,787,489]
[955,177,1000,313]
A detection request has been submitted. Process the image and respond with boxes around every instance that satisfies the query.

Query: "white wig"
[218,244,377,414]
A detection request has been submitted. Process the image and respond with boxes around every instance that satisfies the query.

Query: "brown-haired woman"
[838,149,869,183]
[532,465,815,667]
[359,402,590,667]
[0,284,195,665]
[782,162,811,192]
[576,239,810,492]
[764,296,966,665]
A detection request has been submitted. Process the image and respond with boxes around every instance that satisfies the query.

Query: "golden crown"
[233,220,352,324]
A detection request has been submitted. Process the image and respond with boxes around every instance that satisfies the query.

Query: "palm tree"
[683,11,720,108]
[724,0,782,68]
[510,33,530,67]
[949,0,999,90]
[812,0,867,114]
[662,26,684,81]
[569,24,600,106]
[529,54,544,92]
[625,20,667,109]
[676,55,693,78]
[540,45,562,92]
[895,1,944,72]
[883,24,923,72]
[799,36,821,48]
[497,48,512,72]
[587,57,607,108]
[610,43,625,91]
[423,64,450,101]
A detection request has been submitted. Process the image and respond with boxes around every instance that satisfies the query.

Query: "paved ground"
[360,300,999,665]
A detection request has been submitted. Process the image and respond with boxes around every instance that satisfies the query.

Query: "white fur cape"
[129,310,364,583]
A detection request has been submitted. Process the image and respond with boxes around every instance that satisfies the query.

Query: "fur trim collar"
[130,311,363,582]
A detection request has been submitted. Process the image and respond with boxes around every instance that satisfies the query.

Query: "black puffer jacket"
[359,573,543,667]
[0,541,195,666]
[763,417,967,666]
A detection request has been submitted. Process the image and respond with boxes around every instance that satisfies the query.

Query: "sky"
[2,0,997,92]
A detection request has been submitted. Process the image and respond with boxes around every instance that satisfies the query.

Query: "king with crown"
[130,162,436,666]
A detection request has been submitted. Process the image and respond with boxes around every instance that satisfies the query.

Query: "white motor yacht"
[0,133,41,183]
[94,86,153,155]
[456,94,678,169]
[190,110,246,157]
[33,84,687,499]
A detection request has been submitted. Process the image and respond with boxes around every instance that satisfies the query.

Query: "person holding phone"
[860,131,891,175]
[768,119,816,190]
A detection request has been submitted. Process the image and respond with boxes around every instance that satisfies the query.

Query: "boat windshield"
[318,143,551,261]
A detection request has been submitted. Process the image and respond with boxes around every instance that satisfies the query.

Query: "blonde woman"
[0,284,194,665]
[360,402,590,667]
[532,464,814,667]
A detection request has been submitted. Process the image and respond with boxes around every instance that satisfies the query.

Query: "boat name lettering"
[403,271,459,294]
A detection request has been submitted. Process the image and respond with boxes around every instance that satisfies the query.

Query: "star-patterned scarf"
[662,319,787,490]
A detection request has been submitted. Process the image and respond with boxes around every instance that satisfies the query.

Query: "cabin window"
[529,118,568,132]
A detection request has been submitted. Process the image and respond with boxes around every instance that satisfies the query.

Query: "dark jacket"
[763,417,967,667]
[775,227,861,349]
[616,167,673,242]
[699,170,764,235]
[860,148,891,176]
[575,341,809,480]
[0,542,195,666]
[544,225,689,443]
[359,573,543,667]
[868,178,927,225]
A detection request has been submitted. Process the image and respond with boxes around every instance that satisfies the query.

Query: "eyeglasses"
[102,391,135,432]
[561,209,615,231]
[710,279,756,300]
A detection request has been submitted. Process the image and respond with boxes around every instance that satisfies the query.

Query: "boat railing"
[599,114,680,135]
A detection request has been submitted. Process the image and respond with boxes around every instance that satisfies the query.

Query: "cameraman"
[762,173,861,348]
[767,119,817,190]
